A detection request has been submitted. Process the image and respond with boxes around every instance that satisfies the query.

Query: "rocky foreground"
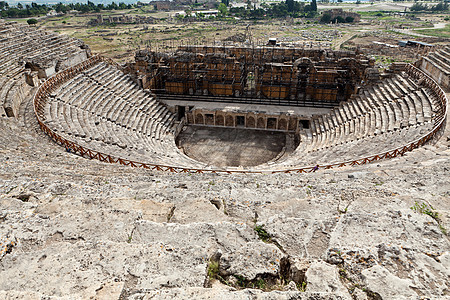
[0,104,449,299]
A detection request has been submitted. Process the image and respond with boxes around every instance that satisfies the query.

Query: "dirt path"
[332,32,356,50]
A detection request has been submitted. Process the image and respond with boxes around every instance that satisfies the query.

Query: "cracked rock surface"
[0,105,449,299]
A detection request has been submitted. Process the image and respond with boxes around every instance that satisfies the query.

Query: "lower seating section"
[0,21,89,118]
[419,46,450,91]
[301,72,437,152]
[42,60,206,169]
[264,123,433,169]
[256,70,443,170]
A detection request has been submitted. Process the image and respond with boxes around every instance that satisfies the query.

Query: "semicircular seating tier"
[38,56,446,172]
[255,68,444,171]
[0,21,89,118]
[41,60,208,169]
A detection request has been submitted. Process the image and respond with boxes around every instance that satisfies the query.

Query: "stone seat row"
[422,49,450,76]
[292,74,437,156]
[266,122,433,169]
[54,65,176,134]
[54,79,175,138]
[0,26,86,71]
[0,30,88,119]
[44,99,201,167]
[0,74,23,117]
[0,29,82,60]
[43,61,204,168]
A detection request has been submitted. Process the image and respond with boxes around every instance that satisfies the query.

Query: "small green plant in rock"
[411,201,439,220]
[234,275,247,287]
[255,225,271,242]
[207,260,219,281]
[297,281,307,292]
[411,201,447,235]
[255,278,266,290]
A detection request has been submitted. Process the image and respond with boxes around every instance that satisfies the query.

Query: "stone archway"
[216,114,225,126]
[247,116,256,128]
[195,113,204,124]
[267,118,277,129]
[278,118,287,131]
[257,117,265,129]
[225,115,234,127]
[205,114,214,125]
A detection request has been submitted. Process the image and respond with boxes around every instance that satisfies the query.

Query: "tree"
[410,3,427,11]
[320,13,331,23]
[0,1,9,10]
[431,2,448,11]
[27,18,38,25]
[335,15,345,23]
[311,0,317,12]
[218,3,227,16]
[286,0,294,12]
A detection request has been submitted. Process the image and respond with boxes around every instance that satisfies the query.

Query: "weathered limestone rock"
[139,288,352,300]
[170,198,230,224]
[361,265,418,299]
[305,261,351,299]
[133,221,285,281]
[109,198,175,222]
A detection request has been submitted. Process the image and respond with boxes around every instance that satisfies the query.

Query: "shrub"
[335,16,345,23]
[411,201,438,220]
[207,260,219,280]
[320,13,331,23]
[345,16,354,23]
[27,18,38,25]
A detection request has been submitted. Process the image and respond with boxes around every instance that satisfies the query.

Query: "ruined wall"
[186,108,305,132]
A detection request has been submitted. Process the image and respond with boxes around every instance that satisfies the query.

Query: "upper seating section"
[0,21,90,118]
[418,46,450,91]
[0,21,89,75]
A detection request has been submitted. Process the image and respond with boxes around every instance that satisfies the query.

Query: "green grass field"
[415,24,450,38]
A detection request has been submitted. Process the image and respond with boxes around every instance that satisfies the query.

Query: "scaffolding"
[131,42,373,107]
